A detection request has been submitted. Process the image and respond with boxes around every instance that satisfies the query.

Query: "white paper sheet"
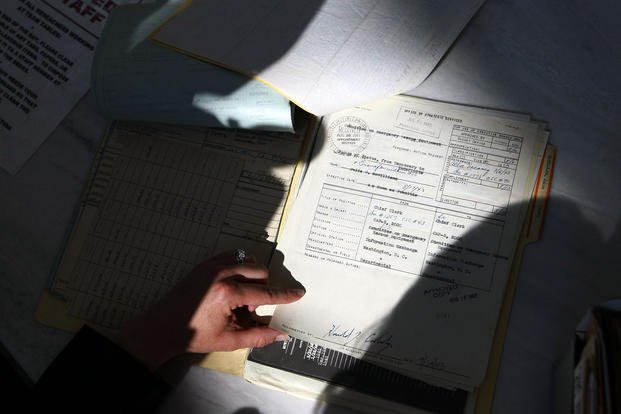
[92,2,294,131]
[0,0,141,174]
[51,122,304,330]
[152,0,486,116]
[270,95,547,388]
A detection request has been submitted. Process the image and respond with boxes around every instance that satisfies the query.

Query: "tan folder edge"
[473,144,557,412]
[35,291,84,332]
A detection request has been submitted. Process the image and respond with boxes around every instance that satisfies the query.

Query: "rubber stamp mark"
[328,116,371,154]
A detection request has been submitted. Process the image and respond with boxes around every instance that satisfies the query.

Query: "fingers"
[234,283,305,306]
[219,327,289,350]
[213,263,269,282]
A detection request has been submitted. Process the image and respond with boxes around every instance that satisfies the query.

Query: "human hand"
[115,251,304,371]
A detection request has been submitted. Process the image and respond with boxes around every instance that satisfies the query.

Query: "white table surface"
[1,0,620,413]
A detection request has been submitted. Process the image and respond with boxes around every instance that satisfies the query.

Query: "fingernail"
[290,288,306,296]
[275,334,290,342]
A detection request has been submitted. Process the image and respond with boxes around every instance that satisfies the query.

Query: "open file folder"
[198,97,556,413]
[35,95,555,413]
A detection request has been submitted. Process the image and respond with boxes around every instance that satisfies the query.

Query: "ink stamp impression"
[327,116,371,154]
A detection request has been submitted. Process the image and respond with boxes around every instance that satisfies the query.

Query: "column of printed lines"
[67,134,188,328]
[69,132,245,329]
[68,130,139,329]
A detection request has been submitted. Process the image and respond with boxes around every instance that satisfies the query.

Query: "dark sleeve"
[34,325,171,413]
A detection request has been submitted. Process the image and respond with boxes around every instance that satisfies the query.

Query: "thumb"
[221,327,289,350]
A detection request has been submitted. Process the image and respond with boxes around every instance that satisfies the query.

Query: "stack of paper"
[245,95,554,413]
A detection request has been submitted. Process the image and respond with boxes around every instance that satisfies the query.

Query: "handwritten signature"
[323,324,395,353]
[323,324,362,345]
[364,332,394,353]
